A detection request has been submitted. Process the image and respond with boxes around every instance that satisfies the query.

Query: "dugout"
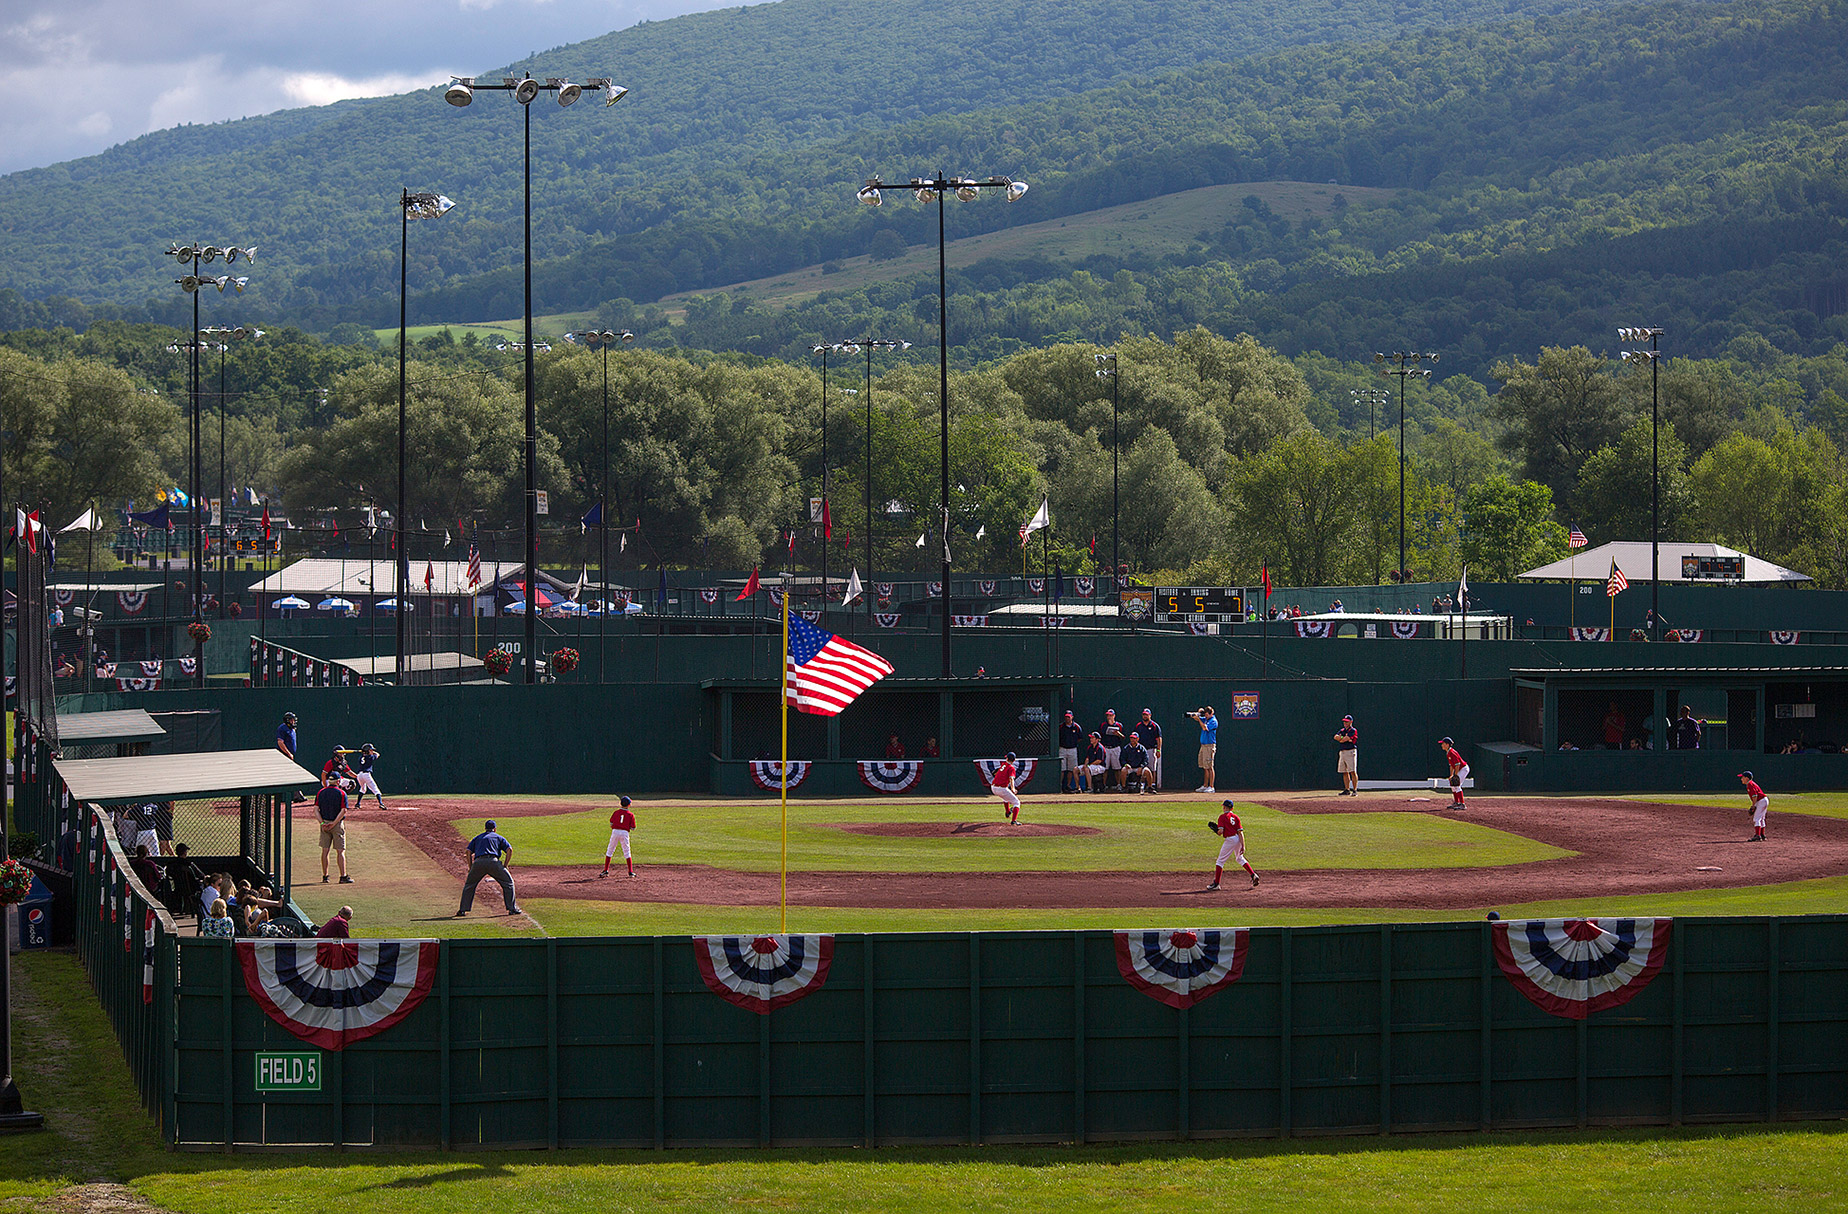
[50,708,166,759]
[48,749,320,900]
[1488,665,1848,792]
[703,676,1062,797]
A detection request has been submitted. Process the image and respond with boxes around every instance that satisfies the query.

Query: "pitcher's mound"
[830,821,1102,838]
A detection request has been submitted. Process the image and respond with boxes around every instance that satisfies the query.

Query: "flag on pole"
[60,507,105,533]
[466,536,482,588]
[1607,562,1629,597]
[842,569,864,607]
[1019,498,1049,546]
[736,567,761,600]
[581,502,603,534]
[424,562,435,592]
[1568,524,1588,549]
[129,503,171,531]
[25,509,39,554]
[1261,564,1272,600]
[1088,534,1097,557]
[915,532,926,548]
[975,524,986,540]
[784,616,894,715]
[1457,565,1468,611]
[572,567,587,601]
[821,499,832,540]
[261,503,272,542]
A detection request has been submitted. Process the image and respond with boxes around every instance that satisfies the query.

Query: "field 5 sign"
[255,1051,321,1092]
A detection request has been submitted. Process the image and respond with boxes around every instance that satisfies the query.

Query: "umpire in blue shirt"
[456,820,521,916]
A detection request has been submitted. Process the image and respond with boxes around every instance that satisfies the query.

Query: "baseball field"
[8,785,1848,1210]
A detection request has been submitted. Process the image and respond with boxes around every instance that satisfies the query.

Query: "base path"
[330,793,1848,911]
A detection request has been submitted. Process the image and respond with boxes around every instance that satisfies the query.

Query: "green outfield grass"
[6,951,1847,1214]
[464,797,1570,874]
[1640,791,1848,819]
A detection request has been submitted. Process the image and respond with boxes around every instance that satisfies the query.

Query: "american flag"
[1568,524,1588,549]
[466,536,481,588]
[1607,561,1629,597]
[784,615,893,716]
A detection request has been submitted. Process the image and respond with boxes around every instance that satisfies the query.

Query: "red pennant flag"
[203,530,211,555]
[786,530,796,554]
[25,510,39,554]
[841,528,852,551]
[735,567,761,600]
[1088,533,1096,557]
[1261,564,1272,600]
[822,499,832,540]
[261,503,271,541]
[424,562,434,591]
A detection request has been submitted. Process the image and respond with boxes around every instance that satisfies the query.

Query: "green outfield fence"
[156,917,1848,1150]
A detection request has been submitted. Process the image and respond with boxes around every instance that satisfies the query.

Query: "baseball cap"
[485,820,496,830]
[1004,751,1016,761]
[1221,799,1235,809]
[1104,708,1116,716]
[1738,771,1753,780]
[1063,710,1074,718]
[1129,731,1140,739]
[1439,736,1453,746]
[1141,708,1152,715]
[1090,731,1100,738]
[1342,715,1353,722]
[620,795,632,807]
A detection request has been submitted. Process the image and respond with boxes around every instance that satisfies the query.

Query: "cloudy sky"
[0,0,731,176]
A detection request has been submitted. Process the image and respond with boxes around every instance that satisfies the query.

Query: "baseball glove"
[1208,819,1222,834]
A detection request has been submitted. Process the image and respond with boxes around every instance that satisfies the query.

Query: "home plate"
[1696,866,1722,871]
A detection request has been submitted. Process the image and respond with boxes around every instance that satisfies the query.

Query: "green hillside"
[0,0,1618,329]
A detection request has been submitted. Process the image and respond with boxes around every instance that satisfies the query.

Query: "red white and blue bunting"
[238,939,440,1050]
[1074,576,1094,597]
[952,614,988,627]
[768,588,784,607]
[875,613,901,628]
[1570,627,1610,641]
[1114,928,1250,1009]
[692,934,834,1014]
[1188,622,1210,635]
[1391,621,1420,639]
[799,609,821,623]
[1295,620,1332,638]
[117,590,148,615]
[973,757,1037,788]
[876,582,895,601]
[749,760,812,791]
[1668,629,1704,642]
[142,909,157,1004]
[857,760,923,794]
[54,588,74,607]
[977,580,997,595]
[926,581,942,597]
[1026,578,1044,594]
[1769,630,1800,645]
[116,677,159,692]
[139,660,163,678]
[179,657,197,676]
[699,588,719,604]
[1491,917,1671,1020]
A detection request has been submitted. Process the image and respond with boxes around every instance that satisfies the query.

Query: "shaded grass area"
[516,872,1848,936]
[472,797,1568,875]
[4,952,1847,1214]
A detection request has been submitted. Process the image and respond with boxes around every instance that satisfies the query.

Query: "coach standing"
[275,711,297,760]
[1335,715,1359,796]
[457,819,521,916]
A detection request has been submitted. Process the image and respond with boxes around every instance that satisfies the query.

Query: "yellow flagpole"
[779,577,790,934]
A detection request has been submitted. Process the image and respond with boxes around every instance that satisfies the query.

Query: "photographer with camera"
[1189,706,1219,794]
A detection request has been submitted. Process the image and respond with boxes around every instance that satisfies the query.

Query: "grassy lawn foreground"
[4,951,1847,1213]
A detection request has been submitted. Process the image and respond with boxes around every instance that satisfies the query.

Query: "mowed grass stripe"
[467,798,1568,874]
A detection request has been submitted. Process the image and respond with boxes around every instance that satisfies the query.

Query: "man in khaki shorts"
[315,773,352,884]
[1190,706,1219,794]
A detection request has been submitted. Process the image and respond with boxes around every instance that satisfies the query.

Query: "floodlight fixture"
[857,184,883,206]
[602,82,628,106]
[514,77,541,104]
[445,78,474,106]
[1005,178,1029,202]
[554,79,582,106]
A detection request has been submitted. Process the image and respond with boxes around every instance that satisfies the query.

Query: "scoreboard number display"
[1155,587,1244,623]
[1682,554,1743,580]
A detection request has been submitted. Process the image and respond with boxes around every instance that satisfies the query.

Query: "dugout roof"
[53,748,318,805]
[57,708,166,744]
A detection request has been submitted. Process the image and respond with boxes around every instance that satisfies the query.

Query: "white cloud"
[280,70,454,108]
[0,0,729,176]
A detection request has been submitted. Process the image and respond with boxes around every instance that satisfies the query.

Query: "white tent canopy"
[1519,541,1810,585]
[251,557,515,598]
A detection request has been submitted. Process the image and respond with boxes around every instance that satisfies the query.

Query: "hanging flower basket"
[1630,628,1649,642]
[0,858,33,907]
[551,647,580,675]
[483,648,513,677]
[187,621,213,643]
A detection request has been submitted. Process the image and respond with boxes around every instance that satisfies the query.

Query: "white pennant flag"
[620,532,627,552]
[1019,498,1049,547]
[975,524,986,539]
[842,569,864,607]
[1457,566,1469,613]
[915,532,926,548]
[573,567,587,601]
[60,507,104,533]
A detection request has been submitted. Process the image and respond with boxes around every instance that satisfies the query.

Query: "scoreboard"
[1682,554,1743,581]
[1154,587,1245,623]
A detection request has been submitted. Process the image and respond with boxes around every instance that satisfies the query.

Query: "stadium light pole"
[165,243,253,684]
[810,342,852,602]
[1374,351,1437,582]
[1095,351,1120,590]
[852,339,909,622]
[564,328,634,682]
[857,173,1028,675]
[445,72,627,682]
[1352,385,1390,442]
[398,190,457,685]
[1619,326,1664,638]
[197,326,262,619]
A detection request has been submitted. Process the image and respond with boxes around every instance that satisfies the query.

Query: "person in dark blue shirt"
[1058,711,1084,792]
[275,711,297,760]
[1673,706,1704,750]
[457,820,520,916]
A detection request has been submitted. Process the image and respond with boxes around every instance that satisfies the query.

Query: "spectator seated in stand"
[200,898,236,939]
[1120,734,1155,794]
[923,737,940,758]
[884,733,905,759]
[129,844,162,894]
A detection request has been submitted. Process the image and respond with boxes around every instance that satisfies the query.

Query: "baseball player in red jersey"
[991,752,1022,825]
[1439,736,1469,810]
[1207,800,1259,889]
[1739,771,1769,841]
[602,795,637,876]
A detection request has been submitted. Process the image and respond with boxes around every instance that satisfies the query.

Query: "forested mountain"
[0,0,1653,337]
